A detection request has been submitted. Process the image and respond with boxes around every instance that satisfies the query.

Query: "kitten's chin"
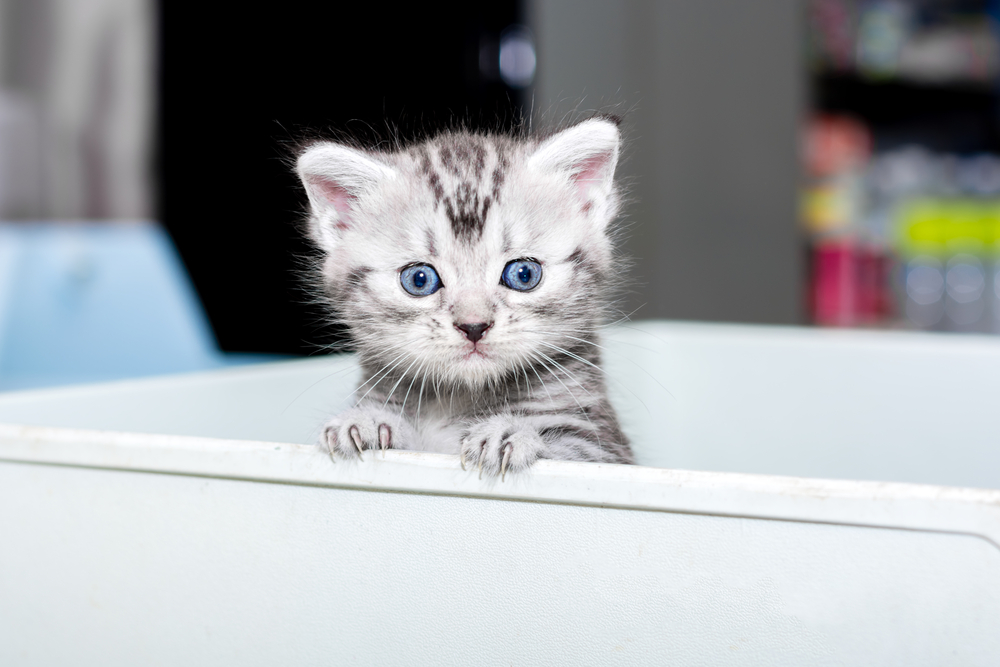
[452,350,507,387]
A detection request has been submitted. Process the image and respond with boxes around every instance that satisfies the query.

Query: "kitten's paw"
[460,415,546,480]
[320,406,412,459]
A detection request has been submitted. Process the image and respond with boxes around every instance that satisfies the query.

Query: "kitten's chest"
[406,395,507,455]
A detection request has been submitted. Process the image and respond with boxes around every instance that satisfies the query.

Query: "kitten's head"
[297,118,624,389]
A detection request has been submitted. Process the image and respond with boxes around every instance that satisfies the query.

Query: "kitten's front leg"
[320,403,417,459]
[460,414,547,480]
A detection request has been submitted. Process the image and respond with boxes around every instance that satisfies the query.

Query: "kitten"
[296,117,633,478]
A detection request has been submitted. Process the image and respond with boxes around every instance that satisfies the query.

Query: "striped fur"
[297,118,633,476]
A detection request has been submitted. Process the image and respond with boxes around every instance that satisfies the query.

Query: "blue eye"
[400,264,442,296]
[501,259,542,291]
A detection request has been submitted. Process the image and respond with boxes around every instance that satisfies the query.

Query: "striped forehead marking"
[418,136,509,242]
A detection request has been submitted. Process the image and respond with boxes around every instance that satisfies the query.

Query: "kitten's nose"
[455,321,491,343]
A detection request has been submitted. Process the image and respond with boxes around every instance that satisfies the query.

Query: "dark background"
[158,2,525,354]
[815,72,1000,153]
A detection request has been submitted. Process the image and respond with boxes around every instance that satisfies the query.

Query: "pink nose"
[455,322,491,343]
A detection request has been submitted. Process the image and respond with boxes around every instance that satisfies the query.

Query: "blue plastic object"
[0,222,280,391]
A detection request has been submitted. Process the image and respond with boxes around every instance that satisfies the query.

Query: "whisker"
[530,352,602,446]
[398,358,425,421]
[283,337,418,417]
[604,322,671,346]
[526,355,554,402]
[416,364,429,422]
[517,358,532,400]
[605,303,646,327]
[525,329,674,399]
[538,341,652,417]
[354,353,410,407]
[280,361,358,416]
[351,349,408,396]
[383,356,421,410]
[533,328,660,355]
[534,350,598,400]
[535,347,633,446]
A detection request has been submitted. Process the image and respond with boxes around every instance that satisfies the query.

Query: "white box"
[2,321,999,665]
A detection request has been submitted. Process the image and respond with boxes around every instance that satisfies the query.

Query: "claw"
[501,443,511,482]
[478,439,487,480]
[322,428,337,459]
[460,450,467,470]
[379,424,390,458]
[349,426,364,457]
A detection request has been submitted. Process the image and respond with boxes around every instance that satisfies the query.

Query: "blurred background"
[1,0,999,390]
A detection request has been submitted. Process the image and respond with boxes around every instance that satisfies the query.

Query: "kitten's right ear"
[296,142,395,249]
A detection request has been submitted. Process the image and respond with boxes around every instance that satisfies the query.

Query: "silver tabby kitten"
[296,117,633,478]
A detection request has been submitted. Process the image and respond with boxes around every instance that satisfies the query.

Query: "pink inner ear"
[309,176,355,230]
[571,153,612,201]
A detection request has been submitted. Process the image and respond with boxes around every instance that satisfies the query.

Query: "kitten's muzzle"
[455,321,492,343]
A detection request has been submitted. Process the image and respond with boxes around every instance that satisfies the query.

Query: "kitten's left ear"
[297,142,395,250]
[528,117,621,220]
